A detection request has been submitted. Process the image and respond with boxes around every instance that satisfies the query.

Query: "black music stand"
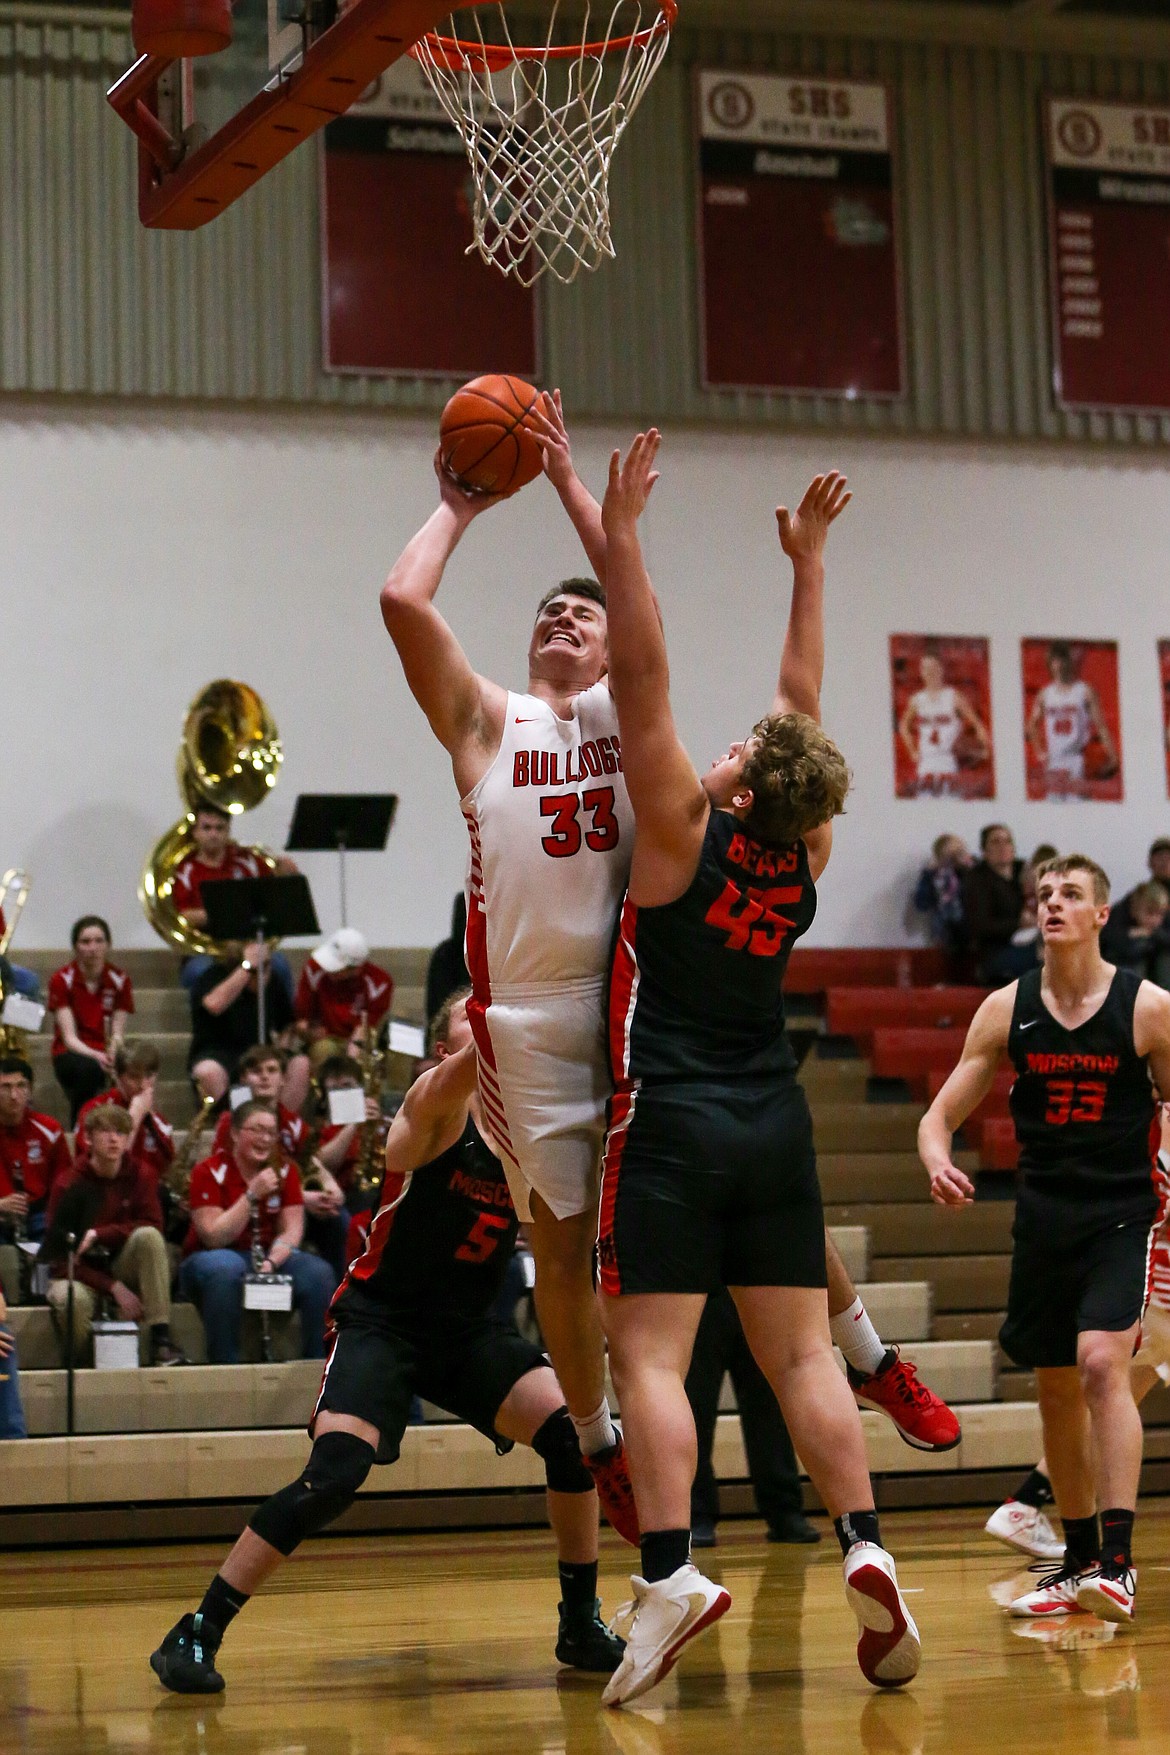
[202,874,321,1046]
[40,1179,103,1435]
[285,794,397,928]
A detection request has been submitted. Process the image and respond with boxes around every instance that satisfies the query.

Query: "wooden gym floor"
[3,1506,1170,1755]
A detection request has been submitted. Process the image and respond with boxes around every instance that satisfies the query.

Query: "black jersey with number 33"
[608,810,818,1086]
[1008,966,1158,1208]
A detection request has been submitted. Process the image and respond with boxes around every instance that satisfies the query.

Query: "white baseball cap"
[313,928,369,974]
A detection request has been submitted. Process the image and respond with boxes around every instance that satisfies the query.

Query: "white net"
[411,3,676,286]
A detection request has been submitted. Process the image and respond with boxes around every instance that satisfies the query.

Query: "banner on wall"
[320,59,537,378]
[696,71,903,396]
[889,635,994,800]
[1021,638,1122,802]
[1160,641,1170,798]
[1045,97,1170,414]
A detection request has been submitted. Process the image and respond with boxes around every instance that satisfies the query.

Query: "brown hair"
[230,1098,279,1134]
[428,986,472,1055]
[317,1054,360,1086]
[114,1039,160,1077]
[237,1044,285,1077]
[1036,853,1111,905]
[70,914,111,948]
[536,577,606,617]
[83,1102,133,1137]
[738,713,850,846]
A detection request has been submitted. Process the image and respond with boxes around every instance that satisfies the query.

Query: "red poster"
[889,635,994,800]
[697,71,903,397]
[1046,98,1170,413]
[1021,638,1122,802]
[1160,641,1170,799]
[321,61,536,378]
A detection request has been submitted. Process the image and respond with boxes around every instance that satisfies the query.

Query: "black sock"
[150,1323,171,1343]
[1012,1468,1053,1510]
[1100,1508,1135,1574]
[1062,1514,1100,1571]
[834,1510,882,1557]
[557,1560,599,1615]
[196,1574,250,1643]
[641,1529,690,1583]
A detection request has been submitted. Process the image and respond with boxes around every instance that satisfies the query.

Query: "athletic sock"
[196,1574,250,1644]
[570,1399,617,1459]
[834,1509,883,1557]
[557,1559,599,1615]
[1100,1508,1135,1575]
[1062,1514,1101,1572]
[641,1529,691,1583]
[829,1298,887,1377]
[1011,1467,1054,1510]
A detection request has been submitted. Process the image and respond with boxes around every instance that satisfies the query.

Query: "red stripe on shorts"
[598,1087,635,1297]
[607,894,639,1087]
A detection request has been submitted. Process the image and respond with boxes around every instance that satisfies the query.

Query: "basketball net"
[412,3,677,286]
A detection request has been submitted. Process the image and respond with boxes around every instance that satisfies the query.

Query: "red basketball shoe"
[848,1348,961,1452]
[585,1434,641,1547]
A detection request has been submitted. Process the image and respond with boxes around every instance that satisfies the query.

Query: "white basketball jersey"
[1041,680,1092,767]
[911,686,962,776]
[461,682,634,995]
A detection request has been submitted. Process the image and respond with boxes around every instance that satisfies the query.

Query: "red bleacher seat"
[924,1063,1014,1150]
[980,1117,1020,1171]
[870,1027,969,1098]
[784,947,950,994]
[825,986,987,1052]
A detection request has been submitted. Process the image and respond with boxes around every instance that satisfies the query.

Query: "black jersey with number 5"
[1007,966,1158,1207]
[331,1117,518,1326]
[608,810,818,1086]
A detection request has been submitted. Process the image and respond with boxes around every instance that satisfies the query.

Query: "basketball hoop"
[411,3,678,285]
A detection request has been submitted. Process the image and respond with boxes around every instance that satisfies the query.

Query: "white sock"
[570,1399,617,1458]
[829,1297,887,1376]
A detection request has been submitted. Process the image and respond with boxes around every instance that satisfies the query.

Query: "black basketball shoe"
[555,1597,627,1672]
[150,1612,226,1693]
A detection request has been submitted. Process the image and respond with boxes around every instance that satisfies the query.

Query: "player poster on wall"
[1021,638,1122,802]
[889,635,994,800]
[320,58,537,377]
[1159,641,1170,798]
[696,71,903,396]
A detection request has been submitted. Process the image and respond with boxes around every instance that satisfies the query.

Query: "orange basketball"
[439,374,545,496]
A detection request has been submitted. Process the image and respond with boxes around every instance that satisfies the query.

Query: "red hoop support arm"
[106,0,456,228]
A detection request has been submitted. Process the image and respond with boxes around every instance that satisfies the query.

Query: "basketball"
[439,374,545,496]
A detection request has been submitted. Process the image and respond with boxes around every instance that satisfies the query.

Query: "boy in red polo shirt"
[75,1041,175,1187]
[0,1055,72,1244]
[48,915,134,1123]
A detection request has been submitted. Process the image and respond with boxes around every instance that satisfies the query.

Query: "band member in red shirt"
[180,1101,335,1363]
[0,1055,71,1244]
[75,1041,175,1187]
[294,929,394,1064]
[209,1045,311,1163]
[173,805,297,1001]
[48,916,135,1124]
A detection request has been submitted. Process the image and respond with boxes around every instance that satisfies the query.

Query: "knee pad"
[248,1430,375,1556]
[531,1406,593,1495]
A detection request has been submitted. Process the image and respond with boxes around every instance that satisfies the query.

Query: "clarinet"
[248,1180,275,1364]
[9,1158,27,1245]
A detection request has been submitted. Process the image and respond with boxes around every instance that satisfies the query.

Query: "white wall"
[4,399,1169,952]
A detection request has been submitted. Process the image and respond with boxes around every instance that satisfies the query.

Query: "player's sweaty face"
[1037,873,1105,944]
[528,597,607,679]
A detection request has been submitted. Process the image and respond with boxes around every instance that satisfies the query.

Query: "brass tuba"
[140,681,283,958]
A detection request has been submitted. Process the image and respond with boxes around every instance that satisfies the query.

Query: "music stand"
[40,1179,103,1435]
[285,794,397,928]
[202,874,321,1046]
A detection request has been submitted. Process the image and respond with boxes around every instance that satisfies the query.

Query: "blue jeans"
[0,1329,27,1439]
[180,952,294,1004]
[179,1247,336,1363]
[0,959,40,1000]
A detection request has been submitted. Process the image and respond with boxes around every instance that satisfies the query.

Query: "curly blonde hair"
[739,712,850,846]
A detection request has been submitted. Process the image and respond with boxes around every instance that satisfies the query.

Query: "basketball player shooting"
[920,857,1170,1623]
[593,432,921,1706]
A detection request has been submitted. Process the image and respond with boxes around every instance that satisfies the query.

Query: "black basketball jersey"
[608,810,818,1085]
[1008,966,1158,1205]
[332,1117,518,1324]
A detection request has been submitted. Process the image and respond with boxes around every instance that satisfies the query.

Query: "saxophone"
[352,1017,389,1208]
[169,1094,215,1202]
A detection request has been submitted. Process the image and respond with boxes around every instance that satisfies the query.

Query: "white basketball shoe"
[601,1564,731,1708]
[843,1543,922,1687]
[984,1499,1065,1561]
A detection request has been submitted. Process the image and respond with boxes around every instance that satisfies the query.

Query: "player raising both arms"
[594,434,921,1707]
[149,991,625,1693]
[920,857,1170,1623]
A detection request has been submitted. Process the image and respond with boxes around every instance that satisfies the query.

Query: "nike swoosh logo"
[515,717,541,723]
[1019,1020,1038,1031]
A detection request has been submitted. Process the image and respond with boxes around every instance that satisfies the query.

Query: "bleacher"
[3,942,1167,1543]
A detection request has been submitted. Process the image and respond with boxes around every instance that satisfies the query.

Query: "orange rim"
[415,2,677,73]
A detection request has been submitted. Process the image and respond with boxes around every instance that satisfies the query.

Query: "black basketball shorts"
[598,1076,826,1296]
[311,1306,547,1465]
[1000,1192,1155,1370]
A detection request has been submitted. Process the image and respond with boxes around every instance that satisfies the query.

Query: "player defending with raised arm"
[595,434,921,1707]
[379,394,636,1539]
[920,856,1170,1623]
[150,992,625,1693]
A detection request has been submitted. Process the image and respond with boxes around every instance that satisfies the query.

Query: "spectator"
[187,942,302,1105]
[294,929,394,1067]
[1102,837,1170,976]
[0,896,39,1002]
[75,1041,175,1188]
[686,1287,819,1548]
[48,916,134,1124]
[0,1054,72,1252]
[311,1053,383,1207]
[912,834,972,974]
[46,1105,186,1366]
[425,893,469,1027]
[0,1279,26,1439]
[1102,880,1170,980]
[210,1045,311,1162]
[172,805,296,1001]
[961,825,1031,985]
[180,1100,335,1363]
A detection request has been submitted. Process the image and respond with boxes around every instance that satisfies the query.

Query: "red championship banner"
[889,635,994,801]
[1021,638,1122,803]
[696,71,903,397]
[321,58,537,378]
[1160,641,1170,798]
[1045,97,1170,413]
